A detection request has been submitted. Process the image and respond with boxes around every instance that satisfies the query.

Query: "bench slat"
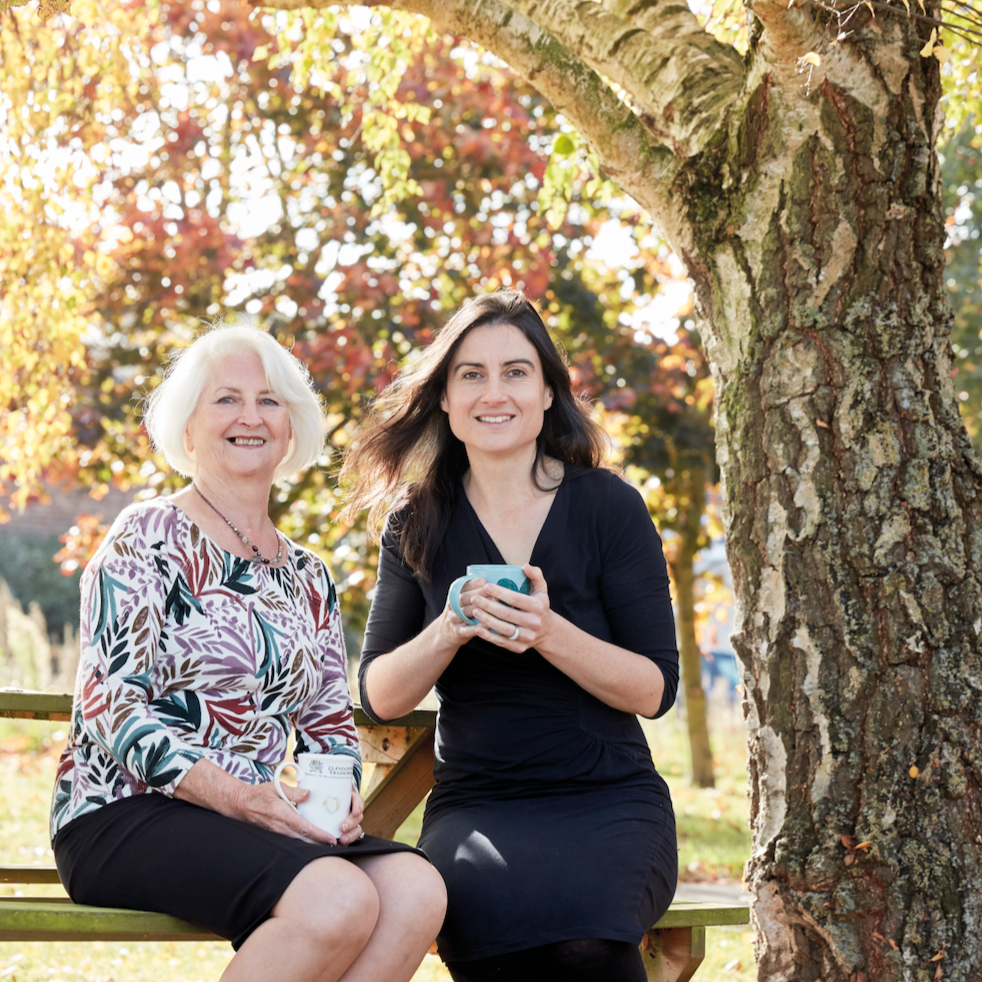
[0,692,437,729]
[0,866,62,884]
[0,899,221,942]
[650,901,748,928]
[0,897,746,945]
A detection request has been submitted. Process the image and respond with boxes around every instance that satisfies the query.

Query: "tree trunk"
[685,54,982,982]
[667,467,716,789]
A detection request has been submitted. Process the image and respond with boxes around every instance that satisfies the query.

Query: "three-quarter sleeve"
[357,516,427,722]
[75,512,205,795]
[292,558,362,788]
[598,477,680,718]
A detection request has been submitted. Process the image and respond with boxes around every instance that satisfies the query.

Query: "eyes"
[215,394,282,407]
[457,367,529,381]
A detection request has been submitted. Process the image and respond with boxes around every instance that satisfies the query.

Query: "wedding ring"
[508,624,520,641]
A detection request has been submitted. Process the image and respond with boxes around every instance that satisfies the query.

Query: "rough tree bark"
[254,1,982,978]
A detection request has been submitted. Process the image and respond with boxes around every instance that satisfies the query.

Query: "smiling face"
[439,323,554,461]
[184,350,293,486]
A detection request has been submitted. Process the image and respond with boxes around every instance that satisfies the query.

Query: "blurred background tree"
[943,123,982,450]
[4,0,808,788]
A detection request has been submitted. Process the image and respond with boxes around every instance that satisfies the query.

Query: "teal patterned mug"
[448,564,531,625]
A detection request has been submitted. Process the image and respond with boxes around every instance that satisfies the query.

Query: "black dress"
[359,466,680,962]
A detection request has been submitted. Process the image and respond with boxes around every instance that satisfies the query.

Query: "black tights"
[444,938,647,982]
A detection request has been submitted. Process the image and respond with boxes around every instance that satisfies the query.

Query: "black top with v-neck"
[359,465,680,960]
[359,464,679,803]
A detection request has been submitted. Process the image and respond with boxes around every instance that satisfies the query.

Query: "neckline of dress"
[162,499,294,571]
[459,465,568,565]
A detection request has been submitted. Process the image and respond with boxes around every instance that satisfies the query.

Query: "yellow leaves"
[0,187,91,513]
[36,0,71,23]
[919,28,950,64]
[909,764,919,778]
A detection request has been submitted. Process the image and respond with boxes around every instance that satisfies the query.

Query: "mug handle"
[273,761,299,806]
[448,575,479,625]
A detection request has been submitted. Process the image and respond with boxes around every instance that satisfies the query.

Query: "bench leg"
[641,926,706,982]
[361,729,436,839]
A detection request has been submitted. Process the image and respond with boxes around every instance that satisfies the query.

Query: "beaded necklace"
[192,484,283,566]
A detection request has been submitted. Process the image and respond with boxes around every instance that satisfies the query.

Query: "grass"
[0,697,754,981]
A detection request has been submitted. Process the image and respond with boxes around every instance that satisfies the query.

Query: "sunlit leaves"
[261,7,434,213]
[942,124,982,450]
[0,0,151,515]
[940,34,981,136]
[691,0,749,55]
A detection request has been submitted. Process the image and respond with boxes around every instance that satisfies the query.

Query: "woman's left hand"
[471,564,551,651]
[337,789,365,845]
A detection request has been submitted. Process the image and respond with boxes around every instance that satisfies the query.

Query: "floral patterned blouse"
[50,499,360,841]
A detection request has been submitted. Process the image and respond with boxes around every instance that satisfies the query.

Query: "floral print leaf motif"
[107,636,131,677]
[151,691,202,732]
[253,609,283,681]
[121,669,153,697]
[164,573,203,626]
[260,657,291,712]
[222,554,258,596]
[133,734,185,789]
[92,568,129,641]
[203,696,254,739]
[51,778,72,828]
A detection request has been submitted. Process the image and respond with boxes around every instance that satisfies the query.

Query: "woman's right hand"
[440,578,485,643]
[232,780,338,844]
[175,758,339,844]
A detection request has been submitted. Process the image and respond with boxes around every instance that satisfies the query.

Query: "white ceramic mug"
[273,753,355,839]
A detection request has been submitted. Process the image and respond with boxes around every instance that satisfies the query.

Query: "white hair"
[144,324,325,481]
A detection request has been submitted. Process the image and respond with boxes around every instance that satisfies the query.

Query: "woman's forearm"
[536,611,666,717]
[173,757,251,819]
[363,617,463,720]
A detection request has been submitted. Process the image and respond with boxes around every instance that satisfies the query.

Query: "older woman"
[341,292,679,982]
[50,325,446,982]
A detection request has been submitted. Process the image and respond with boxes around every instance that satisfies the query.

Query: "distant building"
[1,485,134,540]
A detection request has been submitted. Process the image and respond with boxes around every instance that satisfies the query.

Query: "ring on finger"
[508,624,520,641]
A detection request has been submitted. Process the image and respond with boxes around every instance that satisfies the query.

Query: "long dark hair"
[339,291,609,578]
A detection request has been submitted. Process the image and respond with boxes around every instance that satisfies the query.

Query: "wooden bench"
[0,690,748,981]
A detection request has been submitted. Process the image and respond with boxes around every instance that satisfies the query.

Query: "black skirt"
[419,783,677,961]
[53,793,424,950]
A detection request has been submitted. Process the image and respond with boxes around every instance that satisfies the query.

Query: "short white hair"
[144,324,325,481]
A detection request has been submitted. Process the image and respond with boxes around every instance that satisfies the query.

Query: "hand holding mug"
[448,564,531,627]
[273,752,358,842]
[450,564,549,649]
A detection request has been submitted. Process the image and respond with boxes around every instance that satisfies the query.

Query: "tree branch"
[507,0,745,156]
[250,0,687,224]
